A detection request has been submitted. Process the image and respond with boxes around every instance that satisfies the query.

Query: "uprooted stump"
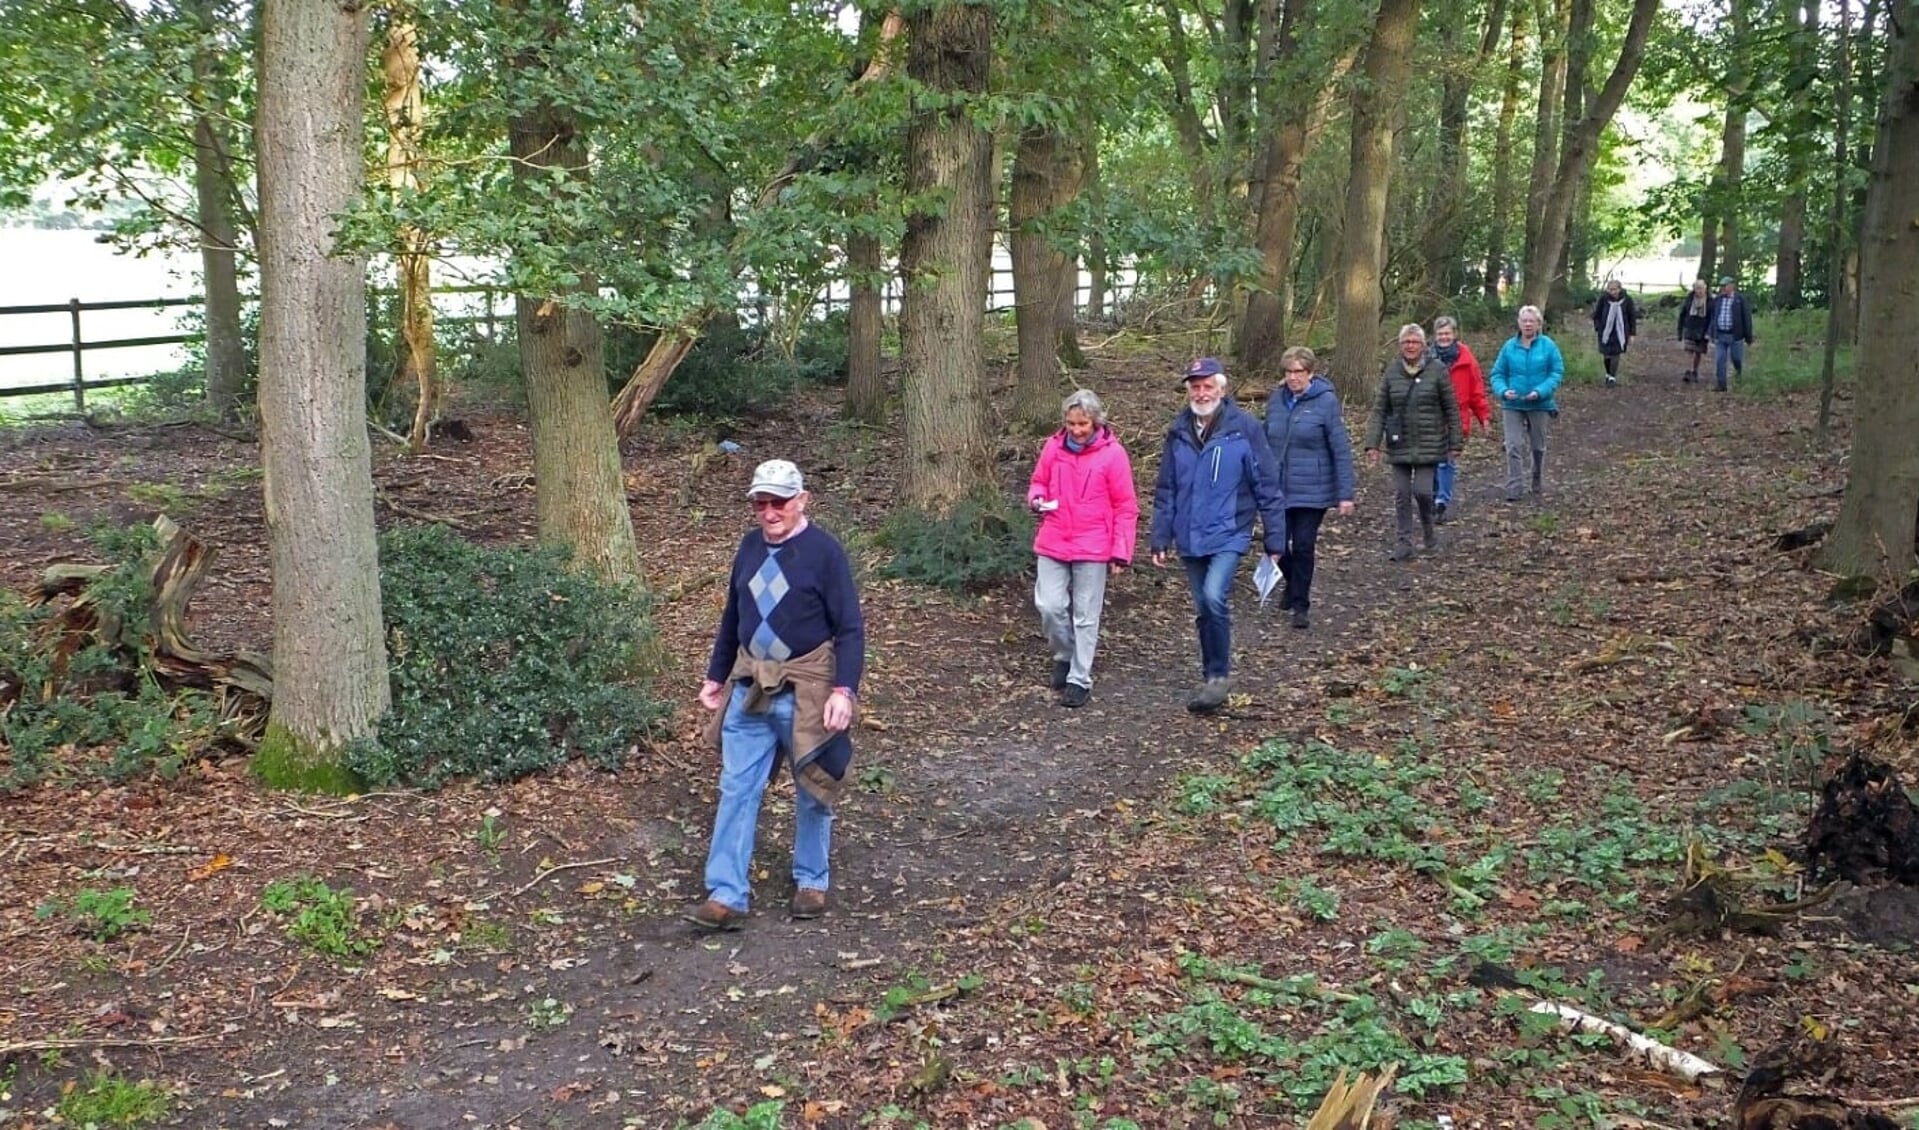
[1735,1035,1901,1130]
[1805,751,1919,885]
[1659,839,1834,940]
[21,514,272,736]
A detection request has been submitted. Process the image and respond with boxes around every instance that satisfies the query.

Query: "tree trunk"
[190,1,249,422]
[381,18,436,454]
[1819,0,1853,435]
[1520,0,1659,311]
[1523,0,1568,287]
[1427,0,1506,297]
[1712,100,1751,285]
[1330,0,1422,402]
[1010,122,1080,432]
[1774,0,1816,310]
[1485,3,1527,300]
[1818,3,1919,581]
[252,0,388,793]
[1698,216,1720,286]
[1776,190,1807,307]
[899,2,995,511]
[1237,0,1345,375]
[1055,250,1087,369]
[508,100,644,587]
[843,228,887,424]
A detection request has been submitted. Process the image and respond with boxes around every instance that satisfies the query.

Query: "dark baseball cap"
[1183,357,1224,382]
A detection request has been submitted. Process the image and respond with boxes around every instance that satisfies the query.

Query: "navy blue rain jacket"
[1150,399,1287,558]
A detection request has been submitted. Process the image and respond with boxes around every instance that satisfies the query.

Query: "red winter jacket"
[1442,342,1492,439]
[1027,426,1140,565]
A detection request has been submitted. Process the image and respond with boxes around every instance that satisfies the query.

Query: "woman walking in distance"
[1363,325,1462,561]
[1026,388,1139,708]
[1590,279,1638,386]
[1676,280,1711,383]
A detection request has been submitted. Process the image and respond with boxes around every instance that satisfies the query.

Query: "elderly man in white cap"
[686,459,865,931]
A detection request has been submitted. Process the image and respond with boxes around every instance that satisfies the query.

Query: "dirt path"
[0,332,1781,1129]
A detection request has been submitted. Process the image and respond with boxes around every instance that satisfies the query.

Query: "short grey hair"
[1062,388,1106,425]
[1517,304,1544,325]
[1398,323,1427,343]
[1433,315,1459,334]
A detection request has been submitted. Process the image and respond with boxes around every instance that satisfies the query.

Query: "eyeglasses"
[1283,368,1310,376]
[750,496,796,512]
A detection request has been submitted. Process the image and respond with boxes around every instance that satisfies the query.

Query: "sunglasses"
[751,496,797,512]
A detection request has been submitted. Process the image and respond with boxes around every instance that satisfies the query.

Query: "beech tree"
[1818,0,1919,581]
[1329,0,1421,401]
[251,0,389,791]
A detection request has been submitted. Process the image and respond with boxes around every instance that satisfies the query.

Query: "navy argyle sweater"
[705,523,865,693]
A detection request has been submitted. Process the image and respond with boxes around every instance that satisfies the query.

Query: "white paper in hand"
[1253,555,1281,606]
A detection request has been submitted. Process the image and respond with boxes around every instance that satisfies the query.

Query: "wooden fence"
[0,263,1143,406]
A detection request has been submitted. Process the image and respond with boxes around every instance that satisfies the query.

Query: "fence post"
[484,286,496,343]
[68,298,86,413]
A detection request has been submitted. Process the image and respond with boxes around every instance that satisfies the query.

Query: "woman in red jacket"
[1432,316,1491,523]
[1027,388,1140,708]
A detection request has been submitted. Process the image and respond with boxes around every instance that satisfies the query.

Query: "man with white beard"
[1149,358,1288,714]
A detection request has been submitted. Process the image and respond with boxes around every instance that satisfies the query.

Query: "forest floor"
[1,328,1917,1130]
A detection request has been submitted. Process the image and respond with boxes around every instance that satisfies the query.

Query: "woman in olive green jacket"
[1364,324,1463,560]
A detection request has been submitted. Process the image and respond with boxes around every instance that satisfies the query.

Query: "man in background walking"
[1710,276,1754,392]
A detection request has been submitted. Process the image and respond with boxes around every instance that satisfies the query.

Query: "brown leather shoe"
[682,899,746,931]
[790,888,828,920]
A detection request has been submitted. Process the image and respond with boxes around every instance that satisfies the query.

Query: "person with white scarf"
[1589,279,1638,386]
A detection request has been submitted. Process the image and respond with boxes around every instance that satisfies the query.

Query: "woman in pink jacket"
[1027,388,1140,708]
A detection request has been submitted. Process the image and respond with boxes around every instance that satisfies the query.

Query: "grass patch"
[54,1070,171,1127]
[1741,307,1851,397]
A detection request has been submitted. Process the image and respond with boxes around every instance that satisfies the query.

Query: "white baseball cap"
[746,459,805,499]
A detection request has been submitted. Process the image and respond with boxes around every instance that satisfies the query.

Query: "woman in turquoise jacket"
[1488,304,1563,502]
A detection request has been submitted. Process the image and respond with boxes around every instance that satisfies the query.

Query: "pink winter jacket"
[1026,427,1140,565]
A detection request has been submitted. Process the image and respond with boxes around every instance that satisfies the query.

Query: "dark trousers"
[1278,507,1326,612]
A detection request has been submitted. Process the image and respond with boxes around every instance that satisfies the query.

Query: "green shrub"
[36,886,151,941]
[352,525,667,787]
[877,496,1035,591]
[260,875,378,957]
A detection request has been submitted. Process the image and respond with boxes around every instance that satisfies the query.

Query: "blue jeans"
[1181,551,1242,680]
[702,682,833,912]
[1435,460,1457,508]
[1713,332,1746,390]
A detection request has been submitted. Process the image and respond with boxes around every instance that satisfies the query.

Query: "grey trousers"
[1502,409,1550,496]
[1035,557,1108,689]
[1391,464,1437,547]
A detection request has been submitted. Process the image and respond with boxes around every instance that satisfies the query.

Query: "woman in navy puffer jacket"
[1263,346,1355,630]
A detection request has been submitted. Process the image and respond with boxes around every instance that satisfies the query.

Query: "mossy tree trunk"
[253,0,388,792]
